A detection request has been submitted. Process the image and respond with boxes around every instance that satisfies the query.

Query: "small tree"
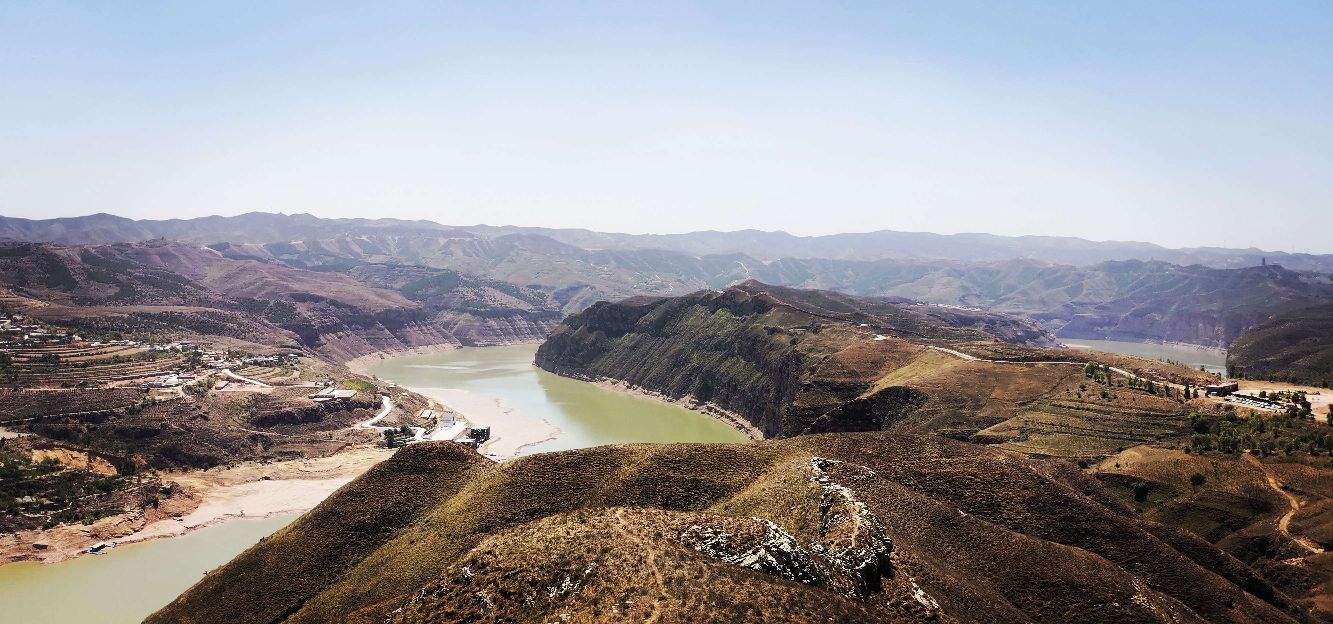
[1189,473,1206,489]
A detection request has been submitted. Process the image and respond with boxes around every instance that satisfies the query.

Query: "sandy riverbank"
[1061,339,1227,355]
[0,445,393,565]
[344,343,461,377]
[591,378,764,440]
[406,386,560,459]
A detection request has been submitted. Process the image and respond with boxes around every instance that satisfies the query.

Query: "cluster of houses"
[0,314,77,345]
[147,341,194,353]
[146,373,206,389]
[148,341,300,371]
[140,344,298,391]
[456,425,491,449]
[406,408,492,449]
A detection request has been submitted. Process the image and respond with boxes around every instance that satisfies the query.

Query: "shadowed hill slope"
[148,436,1311,624]
[1228,302,1333,385]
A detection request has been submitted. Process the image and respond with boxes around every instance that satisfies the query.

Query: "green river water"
[0,344,743,623]
[0,515,295,623]
[1061,338,1228,376]
[365,343,748,453]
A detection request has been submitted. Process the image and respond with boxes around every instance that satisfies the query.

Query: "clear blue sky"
[2,2,1331,252]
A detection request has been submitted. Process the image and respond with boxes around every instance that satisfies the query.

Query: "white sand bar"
[408,386,560,459]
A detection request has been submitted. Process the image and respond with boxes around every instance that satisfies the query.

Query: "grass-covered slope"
[147,443,492,624]
[535,281,1210,444]
[536,286,805,436]
[149,436,1310,624]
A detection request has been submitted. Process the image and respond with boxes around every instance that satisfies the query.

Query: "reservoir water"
[1061,338,1227,376]
[0,344,744,623]
[365,343,749,453]
[0,515,295,624]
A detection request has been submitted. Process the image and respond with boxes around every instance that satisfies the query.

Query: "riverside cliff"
[535,281,1097,439]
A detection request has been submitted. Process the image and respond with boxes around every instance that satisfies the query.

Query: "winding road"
[221,369,272,388]
[357,396,429,441]
[1243,453,1326,555]
[923,345,1175,389]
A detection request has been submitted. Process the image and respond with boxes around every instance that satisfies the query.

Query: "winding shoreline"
[3,340,758,568]
[0,446,393,566]
[344,342,463,377]
[586,376,765,441]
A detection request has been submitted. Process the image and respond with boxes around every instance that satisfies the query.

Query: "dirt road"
[1243,453,1325,555]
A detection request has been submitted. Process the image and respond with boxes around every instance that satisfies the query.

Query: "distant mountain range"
[3,212,1331,272]
[3,212,1332,383]
[0,240,561,362]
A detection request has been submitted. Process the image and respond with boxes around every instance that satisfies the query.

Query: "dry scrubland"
[152,436,1312,624]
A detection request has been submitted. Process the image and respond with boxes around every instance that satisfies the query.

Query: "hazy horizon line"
[0,209,1325,257]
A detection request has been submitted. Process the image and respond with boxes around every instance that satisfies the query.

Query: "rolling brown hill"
[148,436,1312,624]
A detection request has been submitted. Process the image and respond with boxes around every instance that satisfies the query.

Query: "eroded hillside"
[0,240,561,360]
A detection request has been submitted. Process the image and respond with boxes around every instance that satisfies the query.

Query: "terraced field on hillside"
[984,400,1185,458]
[1,342,186,387]
[229,364,299,384]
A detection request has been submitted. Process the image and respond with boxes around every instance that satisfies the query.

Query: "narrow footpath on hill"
[1242,453,1326,555]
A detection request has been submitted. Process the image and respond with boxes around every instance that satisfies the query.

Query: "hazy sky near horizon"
[2,2,1331,252]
